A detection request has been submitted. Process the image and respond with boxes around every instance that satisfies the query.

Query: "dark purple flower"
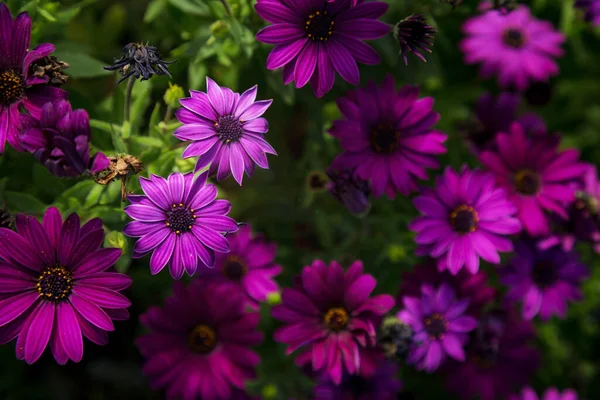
[0,207,131,364]
[123,171,239,279]
[103,42,175,84]
[0,3,68,154]
[272,260,394,384]
[460,6,564,90]
[398,283,478,372]
[509,387,578,400]
[137,280,262,400]
[500,239,588,320]
[326,169,371,215]
[255,0,390,98]
[174,78,276,185]
[410,166,521,275]
[575,0,600,26]
[394,14,436,65]
[330,75,447,198]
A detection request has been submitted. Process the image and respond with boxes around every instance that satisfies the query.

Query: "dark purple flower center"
[166,204,196,234]
[0,70,24,106]
[188,324,217,353]
[370,124,399,153]
[424,313,447,339]
[222,256,247,281]
[450,204,479,234]
[514,169,541,195]
[532,261,558,288]
[36,266,74,301]
[324,307,349,331]
[216,115,243,143]
[305,11,335,41]
[503,28,525,48]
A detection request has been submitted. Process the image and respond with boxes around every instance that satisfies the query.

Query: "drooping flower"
[0,207,131,364]
[255,0,390,98]
[460,5,564,90]
[398,283,478,372]
[326,168,371,215]
[393,14,437,65]
[272,260,394,384]
[174,78,276,185]
[104,42,176,84]
[123,171,239,279]
[509,387,578,400]
[137,280,262,400]
[479,122,588,236]
[0,3,68,154]
[330,74,447,198]
[500,239,588,320]
[410,166,521,275]
[575,0,600,26]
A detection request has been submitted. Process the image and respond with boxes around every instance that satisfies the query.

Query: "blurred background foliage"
[0,0,600,399]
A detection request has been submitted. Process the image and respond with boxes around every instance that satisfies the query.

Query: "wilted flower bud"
[93,154,144,201]
[104,231,127,252]
[394,14,436,65]
[163,82,184,108]
[31,55,69,87]
[326,169,371,216]
[104,42,176,84]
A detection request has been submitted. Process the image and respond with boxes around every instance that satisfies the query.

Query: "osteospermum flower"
[509,387,578,400]
[330,75,447,198]
[500,240,588,320]
[480,123,588,236]
[0,207,131,364]
[272,260,394,384]
[410,166,521,275]
[0,3,68,154]
[137,280,262,400]
[575,0,600,26]
[398,283,478,372]
[394,14,437,65]
[255,0,390,98]
[460,6,564,90]
[123,171,239,279]
[174,78,276,184]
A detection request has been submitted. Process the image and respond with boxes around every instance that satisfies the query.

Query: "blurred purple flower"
[326,169,371,215]
[575,0,600,26]
[509,386,578,400]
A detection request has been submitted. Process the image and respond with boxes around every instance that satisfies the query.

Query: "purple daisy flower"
[123,171,239,279]
[460,6,564,90]
[0,3,68,154]
[480,122,588,237]
[174,78,276,185]
[500,240,588,320]
[509,387,578,400]
[255,0,390,98]
[0,207,131,364]
[137,280,262,400]
[197,225,282,308]
[18,100,109,177]
[398,283,478,372]
[410,166,521,275]
[329,75,447,198]
[272,260,394,384]
[575,0,600,26]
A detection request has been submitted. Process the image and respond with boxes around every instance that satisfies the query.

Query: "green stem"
[219,0,232,16]
[124,76,135,122]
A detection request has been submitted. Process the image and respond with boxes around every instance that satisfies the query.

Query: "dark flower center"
[305,11,335,41]
[424,313,447,339]
[188,324,217,353]
[37,266,74,301]
[222,256,247,281]
[532,261,557,288]
[450,204,479,234]
[324,307,349,331]
[0,70,24,106]
[370,124,399,153]
[503,28,525,48]
[166,204,196,234]
[514,169,541,195]
[216,115,244,144]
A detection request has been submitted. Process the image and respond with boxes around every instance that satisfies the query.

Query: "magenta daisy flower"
[0,207,131,364]
[480,122,588,237]
[410,166,521,275]
[255,0,390,98]
[123,171,239,279]
[576,0,600,26]
[398,283,478,372]
[197,225,282,307]
[272,260,394,384]
[0,3,68,154]
[174,78,276,185]
[509,387,578,400]
[460,5,564,90]
[329,74,447,198]
[137,280,262,400]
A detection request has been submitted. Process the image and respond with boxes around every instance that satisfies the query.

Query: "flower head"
[326,169,371,215]
[509,387,578,400]
[123,171,239,279]
[137,280,262,400]
[30,55,69,87]
[0,207,131,364]
[394,14,436,65]
[174,78,276,185]
[104,42,175,83]
[575,0,600,26]
[330,75,447,198]
[255,0,390,98]
[410,166,521,275]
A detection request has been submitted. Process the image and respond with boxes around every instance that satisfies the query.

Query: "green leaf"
[84,185,106,208]
[168,0,210,15]
[130,136,165,148]
[4,191,46,214]
[37,7,57,22]
[148,103,162,139]
[52,51,112,78]
[129,80,153,134]
[144,0,168,23]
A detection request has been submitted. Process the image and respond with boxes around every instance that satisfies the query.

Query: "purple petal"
[0,291,39,326]
[150,233,176,275]
[133,227,171,255]
[140,175,171,210]
[326,39,360,85]
[43,207,62,248]
[265,39,308,70]
[124,204,166,222]
[206,77,227,116]
[192,225,230,252]
[58,213,80,266]
[239,100,273,122]
[56,302,83,362]
[72,286,131,309]
[24,301,55,364]
[73,248,122,277]
[69,293,114,331]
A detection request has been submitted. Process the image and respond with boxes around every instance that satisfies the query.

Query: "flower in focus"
[137,280,262,400]
[174,78,276,185]
[398,283,478,372]
[19,100,109,177]
[575,0,600,26]
[255,0,390,98]
[123,171,239,279]
[326,169,371,215]
[479,123,588,236]
[272,260,394,384]
[509,387,578,400]
[394,14,436,65]
[104,42,175,83]
[330,75,447,198]
[0,207,131,364]
[410,166,521,275]
[500,239,588,320]
[460,6,564,90]
[0,3,68,154]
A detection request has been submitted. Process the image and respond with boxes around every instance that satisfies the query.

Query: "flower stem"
[124,76,136,122]
[220,0,232,16]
